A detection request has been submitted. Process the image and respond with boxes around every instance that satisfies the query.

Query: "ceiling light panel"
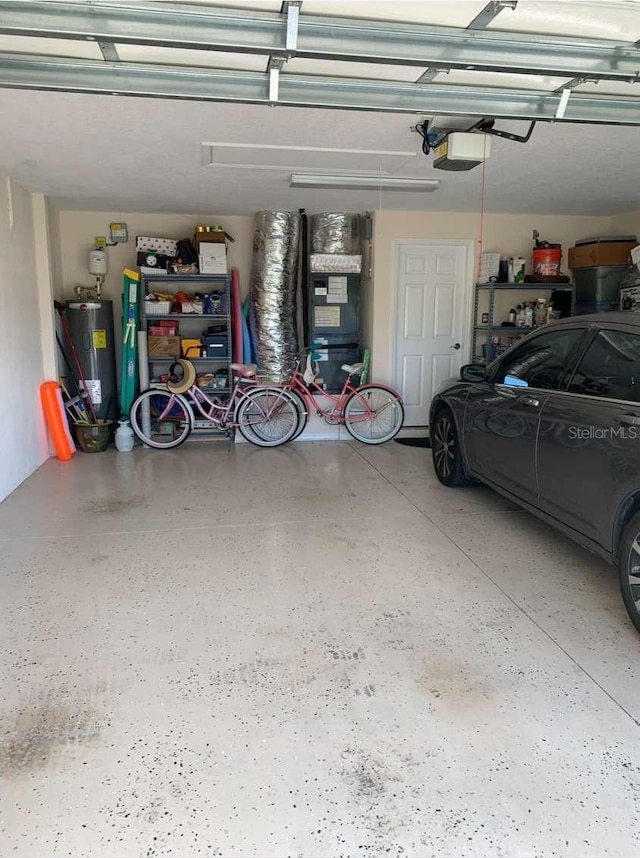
[203,142,415,172]
[290,173,440,190]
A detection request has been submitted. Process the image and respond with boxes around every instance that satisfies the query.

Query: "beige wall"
[56,205,636,389]
[58,211,255,343]
[370,209,617,383]
[33,195,57,380]
[0,177,50,501]
[610,208,640,241]
[47,199,64,300]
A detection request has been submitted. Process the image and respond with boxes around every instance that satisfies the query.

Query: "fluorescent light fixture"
[289,173,440,191]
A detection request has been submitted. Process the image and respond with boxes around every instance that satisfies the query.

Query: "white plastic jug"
[115,419,134,452]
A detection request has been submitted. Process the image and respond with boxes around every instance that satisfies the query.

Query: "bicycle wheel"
[129,389,192,449]
[257,388,308,440]
[343,385,404,444]
[288,389,309,440]
[236,387,300,447]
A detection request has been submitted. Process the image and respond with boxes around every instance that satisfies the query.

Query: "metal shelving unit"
[472,281,575,363]
[141,273,232,438]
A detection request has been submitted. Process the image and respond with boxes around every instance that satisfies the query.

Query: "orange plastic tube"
[40,381,75,461]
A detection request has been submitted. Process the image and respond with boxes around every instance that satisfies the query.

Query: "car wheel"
[618,511,640,634]
[431,407,472,488]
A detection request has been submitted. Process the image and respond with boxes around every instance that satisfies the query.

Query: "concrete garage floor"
[1,441,640,858]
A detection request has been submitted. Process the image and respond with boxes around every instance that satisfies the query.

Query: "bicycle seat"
[342,363,364,375]
[230,363,257,379]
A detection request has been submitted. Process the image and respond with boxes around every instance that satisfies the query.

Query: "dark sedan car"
[429,312,640,632]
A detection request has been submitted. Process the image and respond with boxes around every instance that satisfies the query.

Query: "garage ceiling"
[0,0,638,215]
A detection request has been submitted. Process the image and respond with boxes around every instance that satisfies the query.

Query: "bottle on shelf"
[524,304,534,328]
[508,308,516,324]
[512,257,526,283]
[534,298,547,327]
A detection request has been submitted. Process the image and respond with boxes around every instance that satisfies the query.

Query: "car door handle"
[450,342,461,350]
[619,413,640,426]
[521,395,540,407]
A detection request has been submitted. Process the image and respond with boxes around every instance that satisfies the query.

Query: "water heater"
[65,301,118,422]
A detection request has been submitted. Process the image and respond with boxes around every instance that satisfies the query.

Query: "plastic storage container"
[203,335,228,358]
[573,265,628,314]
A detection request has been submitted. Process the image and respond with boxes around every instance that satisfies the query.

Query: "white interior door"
[394,242,471,426]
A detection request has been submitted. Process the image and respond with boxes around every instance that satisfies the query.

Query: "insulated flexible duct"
[310,213,361,254]
[249,211,300,376]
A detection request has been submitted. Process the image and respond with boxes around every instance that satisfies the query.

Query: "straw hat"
[167,359,196,394]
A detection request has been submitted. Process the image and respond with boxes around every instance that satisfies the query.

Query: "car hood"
[433,375,461,397]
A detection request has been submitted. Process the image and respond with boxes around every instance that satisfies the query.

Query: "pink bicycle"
[259,346,404,444]
[129,359,301,449]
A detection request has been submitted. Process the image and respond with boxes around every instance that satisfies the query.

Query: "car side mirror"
[460,363,488,383]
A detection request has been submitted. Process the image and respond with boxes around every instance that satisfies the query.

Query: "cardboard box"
[147,335,181,357]
[620,285,640,312]
[193,229,234,245]
[199,244,227,275]
[569,241,636,269]
[135,236,178,256]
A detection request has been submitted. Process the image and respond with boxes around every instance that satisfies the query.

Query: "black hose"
[300,208,309,349]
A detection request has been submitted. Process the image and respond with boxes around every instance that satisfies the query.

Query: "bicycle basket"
[254,372,292,385]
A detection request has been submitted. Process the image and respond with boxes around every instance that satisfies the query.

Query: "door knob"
[450,342,461,350]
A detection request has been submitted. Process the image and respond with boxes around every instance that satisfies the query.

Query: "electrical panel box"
[309,273,360,336]
[307,266,361,393]
[110,222,129,243]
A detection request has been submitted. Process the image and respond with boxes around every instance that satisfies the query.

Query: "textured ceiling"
[0,88,638,216]
[0,1,639,215]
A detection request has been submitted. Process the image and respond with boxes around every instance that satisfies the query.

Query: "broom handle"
[54,302,99,424]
